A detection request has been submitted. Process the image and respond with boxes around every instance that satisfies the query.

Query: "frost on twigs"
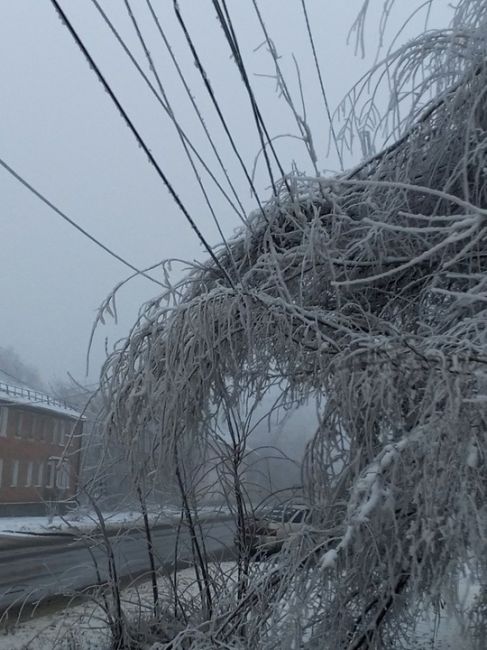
[100,1,487,647]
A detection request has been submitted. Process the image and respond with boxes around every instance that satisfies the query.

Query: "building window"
[25,461,33,487]
[15,412,23,438]
[0,407,7,437]
[7,410,17,437]
[37,418,49,441]
[59,421,65,446]
[56,461,70,490]
[31,417,37,440]
[46,460,56,489]
[43,418,50,443]
[10,460,19,487]
[52,419,59,445]
[65,420,71,445]
[23,413,33,440]
[36,462,44,488]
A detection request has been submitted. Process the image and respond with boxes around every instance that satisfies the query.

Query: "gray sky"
[0,0,452,388]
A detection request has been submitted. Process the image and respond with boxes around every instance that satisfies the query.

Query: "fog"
[0,1,452,386]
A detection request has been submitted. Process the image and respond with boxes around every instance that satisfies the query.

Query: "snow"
[1,562,475,650]
[0,371,82,419]
[0,505,231,537]
[0,511,161,537]
[1,564,231,650]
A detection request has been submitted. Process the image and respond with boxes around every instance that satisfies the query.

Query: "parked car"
[235,509,272,553]
[236,504,311,555]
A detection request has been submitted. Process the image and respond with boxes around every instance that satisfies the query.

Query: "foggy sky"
[0,1,452,388]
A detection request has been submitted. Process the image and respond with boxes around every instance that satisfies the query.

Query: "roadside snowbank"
[2,564,229,650]
[1,561,475,650]
[0,505,231,537]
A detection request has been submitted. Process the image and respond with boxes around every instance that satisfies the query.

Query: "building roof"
[0,370,82,419]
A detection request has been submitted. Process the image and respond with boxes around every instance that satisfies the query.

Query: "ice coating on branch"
[97,1,487,647]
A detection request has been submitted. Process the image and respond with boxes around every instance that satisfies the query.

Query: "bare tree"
[90,1,487,647]
[0,345,44,390]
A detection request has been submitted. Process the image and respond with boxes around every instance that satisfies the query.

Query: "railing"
[0,381,72,411]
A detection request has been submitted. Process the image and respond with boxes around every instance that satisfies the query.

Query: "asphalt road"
[0,518,235,611]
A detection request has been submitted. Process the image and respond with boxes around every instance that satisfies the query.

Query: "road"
[0,518,235,611]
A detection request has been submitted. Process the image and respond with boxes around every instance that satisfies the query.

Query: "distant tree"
[0,345,44,390]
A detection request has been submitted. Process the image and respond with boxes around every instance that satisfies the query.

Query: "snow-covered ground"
[0,505,231,538]
[1,564,231,650]
[0,509,178,537]
[1,562,477,650]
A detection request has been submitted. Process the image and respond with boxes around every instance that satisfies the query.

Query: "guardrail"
[0,381,71,411]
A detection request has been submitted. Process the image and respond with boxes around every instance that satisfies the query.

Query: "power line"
[300,0,344,171]
[0,156,163,287]
[173,0,269,223]
[212,0,277,195]
[50,0,236,290]
[90,0,248,228]
[251,0,320,176]
[213,0,292,197]
[145,0,248,222]
[122,0,237,268]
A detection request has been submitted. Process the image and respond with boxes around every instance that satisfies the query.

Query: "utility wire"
[251,0,320,176]
[213,0,276,196]
[90,0,247,228]
[50,0,235,289]
[123,0,237,270]
[173,0,269,223]
[213,0,277,196]
[300,0,344,171]
[0,157,163,287]
[145,0,248,224]
[213,0,292,197]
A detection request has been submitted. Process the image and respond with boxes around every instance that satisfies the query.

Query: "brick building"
[0,371,83,515]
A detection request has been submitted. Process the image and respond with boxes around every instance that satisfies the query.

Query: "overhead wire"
[50,0,236,290]
[212,0,276,196]
[172,0,269,224]
[251,0,320,177]
[144,0,249,224]
[90,0,248,229]
[0,156,163,287]
[299,0,344,171]
[213,0,292,197]
[122,0,239,272]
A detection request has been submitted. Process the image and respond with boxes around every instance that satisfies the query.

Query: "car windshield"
[268,507,285,521]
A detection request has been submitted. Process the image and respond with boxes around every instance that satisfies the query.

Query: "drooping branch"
[97,2,487,647]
